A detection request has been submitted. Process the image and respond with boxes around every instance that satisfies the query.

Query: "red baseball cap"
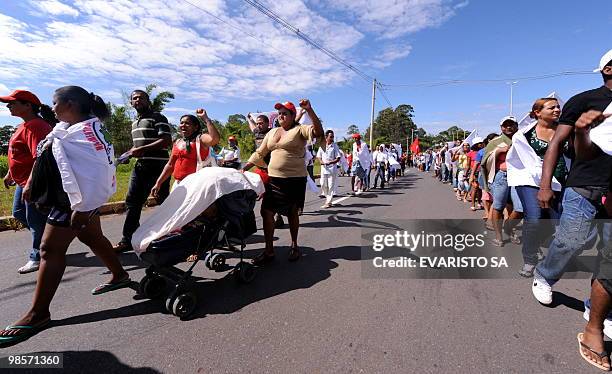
[352,133,361,139]
[274,101,296,115]
[228,136,236,141]
[0,90,42,106]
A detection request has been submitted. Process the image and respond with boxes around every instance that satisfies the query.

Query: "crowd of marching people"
[0,49,611,371]
[411,49,612,371]
[0,82,410,345]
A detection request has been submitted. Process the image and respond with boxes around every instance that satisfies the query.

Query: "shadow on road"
[185,244,363,320]
[47,245,366,326]
[20,350,160,373]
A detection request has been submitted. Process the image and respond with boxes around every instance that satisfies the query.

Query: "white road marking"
[331,196,351,205]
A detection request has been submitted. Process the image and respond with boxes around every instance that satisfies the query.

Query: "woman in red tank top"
[151,109,220,196]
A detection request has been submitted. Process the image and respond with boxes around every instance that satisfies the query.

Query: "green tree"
[364,104,417,147]
[0,125,15,155]
[105,103,132,155]
[219,114,256,156]
[145,83,175,113]
[346,124,360,136]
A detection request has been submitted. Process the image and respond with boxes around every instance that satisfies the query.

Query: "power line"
[377,84,394,108]
[175,0,316,73]
[242,0,375,83]
[380,70,596,88]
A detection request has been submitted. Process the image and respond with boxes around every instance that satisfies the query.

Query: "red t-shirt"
[8,118,52,187]
[171,139,210,181]
[467,150,478,170]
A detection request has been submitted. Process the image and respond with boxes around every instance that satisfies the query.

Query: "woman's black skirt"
[262,176,307,216]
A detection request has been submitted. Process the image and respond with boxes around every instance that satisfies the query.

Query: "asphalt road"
[0,169,602,373]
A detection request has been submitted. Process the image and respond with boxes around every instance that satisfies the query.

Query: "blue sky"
[0,0,610,140]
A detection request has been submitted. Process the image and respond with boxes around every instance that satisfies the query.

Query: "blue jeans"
[443,164,450,182]
[374,163,385,188]
[536,187,612,281]
[12,185,46,261]
[452,166,458,189]
[516,186,562,265]
[489,170,523,212]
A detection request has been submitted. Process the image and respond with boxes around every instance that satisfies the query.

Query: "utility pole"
[369,79,376,148]
[508,81,518,116]
[410,128,414,153]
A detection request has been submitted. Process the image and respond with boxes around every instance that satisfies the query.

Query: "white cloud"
[0,83,10,95]
[323,0,463,39]
[32,0,80,17]
[0,0,463,103]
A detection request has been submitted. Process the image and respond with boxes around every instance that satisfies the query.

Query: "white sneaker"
[532,270,553,305]
[18,260,40,274]
[584,300,612,339]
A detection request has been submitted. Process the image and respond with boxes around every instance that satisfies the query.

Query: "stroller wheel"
[172,292,197,318]
[139,274,166,299]
[210,254,226,270]
[204,252,213,269]
[165,292,177,314]
[234,262,257,284]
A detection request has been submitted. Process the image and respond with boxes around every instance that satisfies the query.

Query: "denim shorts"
[489,170,523,212]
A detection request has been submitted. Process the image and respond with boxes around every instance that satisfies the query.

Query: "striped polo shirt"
[131,111,172,161]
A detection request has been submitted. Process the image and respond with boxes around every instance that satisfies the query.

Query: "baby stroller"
[131,168,265,319]
[137,189,258,318]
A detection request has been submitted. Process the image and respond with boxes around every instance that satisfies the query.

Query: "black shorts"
[47,207,99,227]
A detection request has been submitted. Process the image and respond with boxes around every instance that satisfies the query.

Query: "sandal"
[288,247,301,262]
[252,251,275,266]
[91,277,132,295]
[578,332,611,371]
[492,239,504,247]
[518,264,535,278]
[510,233,521,245]
[0,317,51,346]
[186,254,199,262]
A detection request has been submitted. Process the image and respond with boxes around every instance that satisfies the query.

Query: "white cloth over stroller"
[132,168,265,254]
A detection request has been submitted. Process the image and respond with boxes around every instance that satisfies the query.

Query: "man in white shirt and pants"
[373,144,389,189]
[317,130,341,208]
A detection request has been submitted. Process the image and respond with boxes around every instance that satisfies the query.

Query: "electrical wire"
[242,0,375,83]
[377,84,394,108]
[175,0,316,73]
[380,70,596,88]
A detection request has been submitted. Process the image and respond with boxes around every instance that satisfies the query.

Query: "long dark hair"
[18,100,57,125]
[179,114,202,153]
[54,86,109,121]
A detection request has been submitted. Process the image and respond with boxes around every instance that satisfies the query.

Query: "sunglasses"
[277,111,293,117]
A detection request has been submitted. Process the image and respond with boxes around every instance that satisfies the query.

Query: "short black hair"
[131,90,150,101]
[256,114,269,124]
[602,60,612,82]
[325,130,334,137]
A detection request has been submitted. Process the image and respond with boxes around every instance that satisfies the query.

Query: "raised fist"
[299,99,311,111]
[195,108,209,120]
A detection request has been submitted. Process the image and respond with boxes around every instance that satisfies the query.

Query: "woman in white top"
[0,86,129,345]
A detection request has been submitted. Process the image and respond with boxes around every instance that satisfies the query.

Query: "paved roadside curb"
[0,173,325,232]
[0,197,159,232]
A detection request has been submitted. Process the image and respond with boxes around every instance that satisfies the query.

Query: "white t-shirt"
[373,150,388,163]
[220,147,240,162]
[317,142,340,175]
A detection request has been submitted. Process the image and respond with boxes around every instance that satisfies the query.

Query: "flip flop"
[578,332,611,371]
[288,247,301,262]
[0,318,50,346]
[252,252,275,266]
[91,277,132,295]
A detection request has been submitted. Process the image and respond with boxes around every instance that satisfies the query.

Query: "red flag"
[409,137,420,154]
